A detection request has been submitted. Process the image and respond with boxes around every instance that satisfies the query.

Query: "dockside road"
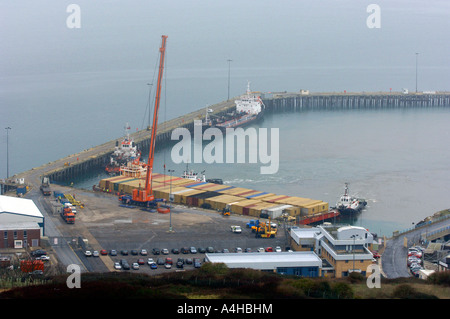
[382,214,450,278]
[2,97,236,191]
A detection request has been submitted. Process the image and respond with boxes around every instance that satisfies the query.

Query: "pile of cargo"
[97,174,330,223]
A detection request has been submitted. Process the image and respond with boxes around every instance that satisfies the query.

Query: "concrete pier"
[2,91,449,189]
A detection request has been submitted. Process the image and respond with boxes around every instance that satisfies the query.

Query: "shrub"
[391,284,438,299]
[331,282,354,299]
[427,271,450,287]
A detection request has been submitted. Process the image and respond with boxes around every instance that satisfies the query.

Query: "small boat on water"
[181,164,206,182]
[105,124,141,175]
[335,183,367,215]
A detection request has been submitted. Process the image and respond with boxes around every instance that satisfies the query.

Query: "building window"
[3,231,7,240]
[24,230,27,239]
[13,231,17,240]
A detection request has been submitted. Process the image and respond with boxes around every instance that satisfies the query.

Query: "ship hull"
[214,109,264,132]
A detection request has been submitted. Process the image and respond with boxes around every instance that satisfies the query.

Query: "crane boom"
[132,35,168,204]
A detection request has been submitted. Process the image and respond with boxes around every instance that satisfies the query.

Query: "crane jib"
[134,35,167,203]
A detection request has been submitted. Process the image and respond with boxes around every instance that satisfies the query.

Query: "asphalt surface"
[381,217,450,278]
[32,186,286,275]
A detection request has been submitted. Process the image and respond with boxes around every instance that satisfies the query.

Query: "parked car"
[122,262,130,270]
[161,248,169,255]
[121,250,129,256]
[245,248,252,253]
[181,247,190,254]
[190,247,197,254]
[84,250,92,257]
[408,257,421,266]
[222,248,229,253]
[147,258,155,265]
[165,257,173,265]
[197,247,206,253]
[132,262,139,270]
[152,248,160,255]
[206,247,214,253]
[93,251,99,257]
[372,251,381,258]
[171,248,180,254]
[131,250,139,256]
[110,249,117,256]
[157,258,165,265]
[275,246,282,253]
[257,247,265,253]
[235,247,242,253]
[265,247,273,252]
[38,255,50,261]
[114,262,122,270]
[100,249,108,256]
[164,263,172,269]
[186,258,193,265]
[140,249,148,256]
[137,258,145,265]
[176,261,184,269]
[31,249,47,257]
[150,263,157,269]
[194,258,201,268]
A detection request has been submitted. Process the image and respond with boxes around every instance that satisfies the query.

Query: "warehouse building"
[205,251,322,277]
[290,224,375,278]
[0,195,44,249]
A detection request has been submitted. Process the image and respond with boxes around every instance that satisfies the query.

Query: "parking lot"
[54,190,286,274]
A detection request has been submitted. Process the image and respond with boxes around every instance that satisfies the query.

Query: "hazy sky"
[1,0,449,87]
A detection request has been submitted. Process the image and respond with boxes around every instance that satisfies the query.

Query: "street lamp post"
[350,234,360,273]
[168,169,175,232]
[227,59,232,101]
[415,53,419,93]
[5,127,11,179]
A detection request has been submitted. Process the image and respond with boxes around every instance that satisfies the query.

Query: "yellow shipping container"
[248,202,278,217]
[205,195,242,210]
[246,193,276,201]
[220,187,253,196]
[230,199,261,215]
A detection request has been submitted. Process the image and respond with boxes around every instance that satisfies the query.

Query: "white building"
[0,195,45,248]
[205,251,322,277]
[290,224,375,278]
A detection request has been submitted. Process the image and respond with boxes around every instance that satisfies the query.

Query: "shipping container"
[300,203,322,216]
[246,202,278,217]
[216,186,236,193]
[205,195,242,211]
[261,195,292,204]
[230,199,261,215]
[185,191,219,207]
[177,189,205,205]
[261,204,293,219]
[245,192,276,200]
[219,187,252,196]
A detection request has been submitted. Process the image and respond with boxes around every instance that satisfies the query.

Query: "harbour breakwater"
[4,91,449,186]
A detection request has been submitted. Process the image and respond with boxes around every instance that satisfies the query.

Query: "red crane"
[131,35,168,205]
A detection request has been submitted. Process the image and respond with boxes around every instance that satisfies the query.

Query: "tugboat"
[212,81,265,131]
[335,183,367,215]
[181,164,206,182]
[105,124,141,175]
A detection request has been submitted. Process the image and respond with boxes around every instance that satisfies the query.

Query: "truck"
[222,207,231,216]
[61,207,75,224]
[230,225,242,233]
[255,218,277,238]
[40,177,51,196]
[246,219,259,230]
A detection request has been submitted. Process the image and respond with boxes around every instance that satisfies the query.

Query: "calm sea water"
[68,106,450,237]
